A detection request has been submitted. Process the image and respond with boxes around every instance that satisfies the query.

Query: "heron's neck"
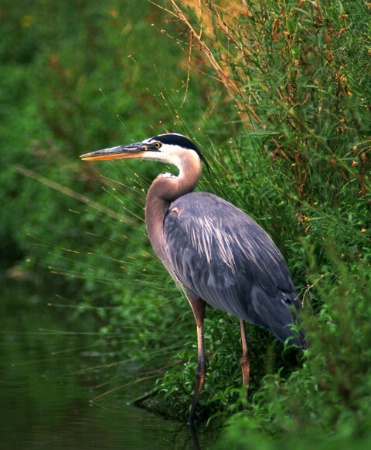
[145,152,202,263]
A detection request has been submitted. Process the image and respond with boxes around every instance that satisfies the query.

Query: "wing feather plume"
[163,192,304,345]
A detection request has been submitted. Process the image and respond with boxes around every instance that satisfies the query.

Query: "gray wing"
[163,192,304,345]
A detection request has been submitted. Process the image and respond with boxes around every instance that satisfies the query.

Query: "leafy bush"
[216,255,370,448]
[1,0,370,446]
[148,0,371,443]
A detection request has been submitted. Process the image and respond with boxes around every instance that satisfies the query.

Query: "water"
[0,278,218,449]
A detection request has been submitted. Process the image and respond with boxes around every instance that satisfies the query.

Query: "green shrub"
[148,0,371,442]
[2,0,369,445]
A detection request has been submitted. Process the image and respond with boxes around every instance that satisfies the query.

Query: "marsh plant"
[1,0,369,448]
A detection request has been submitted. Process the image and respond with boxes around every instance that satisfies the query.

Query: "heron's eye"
[154,142,162,149]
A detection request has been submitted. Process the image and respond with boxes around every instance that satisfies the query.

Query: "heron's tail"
[250,286,307,348]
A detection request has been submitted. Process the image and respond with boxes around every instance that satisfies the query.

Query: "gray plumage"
[165,192,303,346]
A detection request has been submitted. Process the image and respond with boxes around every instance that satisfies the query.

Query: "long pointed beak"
[80,143,145,161]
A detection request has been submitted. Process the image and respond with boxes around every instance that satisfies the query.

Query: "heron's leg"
[187,296,206,427]
[239,319,250,405]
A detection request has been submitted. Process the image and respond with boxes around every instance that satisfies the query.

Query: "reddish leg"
[187,296,206,427]
[239,319,250,405]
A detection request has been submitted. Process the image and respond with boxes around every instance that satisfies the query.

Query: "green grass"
[1,0,370,447]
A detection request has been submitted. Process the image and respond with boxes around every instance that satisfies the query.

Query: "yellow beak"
[80,143,146,161]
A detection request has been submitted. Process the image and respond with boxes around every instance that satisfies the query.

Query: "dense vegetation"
[1,0,370,448]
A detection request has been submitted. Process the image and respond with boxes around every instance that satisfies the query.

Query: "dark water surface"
[0,278,218,449]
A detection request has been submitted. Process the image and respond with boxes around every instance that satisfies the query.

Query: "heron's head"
[80,133,210,170]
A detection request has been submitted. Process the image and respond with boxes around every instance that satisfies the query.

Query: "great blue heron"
[80,133,306,426]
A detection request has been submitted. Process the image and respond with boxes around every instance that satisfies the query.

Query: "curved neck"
[145,152,202,263]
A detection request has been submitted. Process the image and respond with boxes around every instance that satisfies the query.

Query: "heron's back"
[163,192,305,346]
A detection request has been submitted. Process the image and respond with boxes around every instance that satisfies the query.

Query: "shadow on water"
[0,277,218,449]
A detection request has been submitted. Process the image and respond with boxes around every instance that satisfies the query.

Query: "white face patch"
[160,172,177,179]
